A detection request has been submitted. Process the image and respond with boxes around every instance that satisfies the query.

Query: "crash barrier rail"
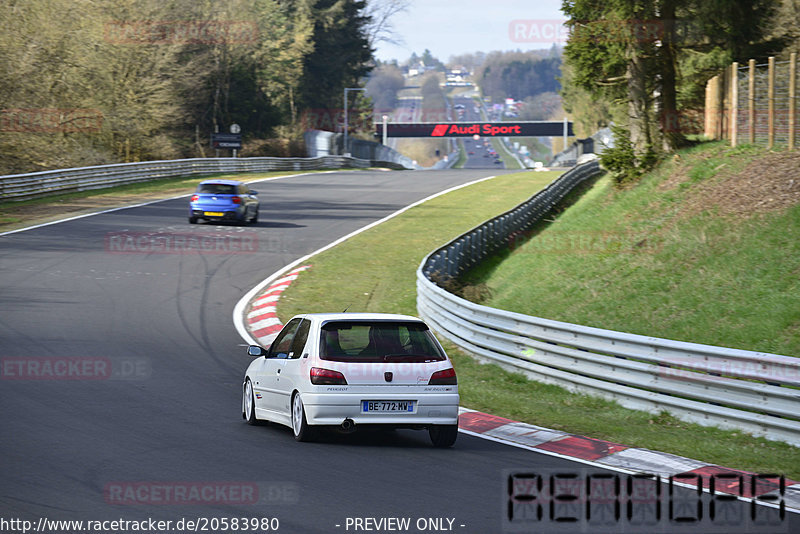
[417,160,800,446]
[433,139,460,170]
[304,129,418,169]
[0,155,410,202]
[549,127,614,167]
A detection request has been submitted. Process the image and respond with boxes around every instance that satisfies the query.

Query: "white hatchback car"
[242,313,460,447]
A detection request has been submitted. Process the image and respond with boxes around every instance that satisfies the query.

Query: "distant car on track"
[189,179,259,224]
[242,313,460,447]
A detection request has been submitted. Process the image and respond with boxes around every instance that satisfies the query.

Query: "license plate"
[204,211,224,216]
[362,400,415,413]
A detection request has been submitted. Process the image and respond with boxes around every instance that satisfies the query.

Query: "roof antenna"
[342,305,351,313]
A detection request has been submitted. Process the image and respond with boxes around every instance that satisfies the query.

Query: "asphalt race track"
[1,169,795,533]
[0,169,539,532]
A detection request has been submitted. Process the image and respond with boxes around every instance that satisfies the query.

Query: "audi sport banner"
[377,121,573,138]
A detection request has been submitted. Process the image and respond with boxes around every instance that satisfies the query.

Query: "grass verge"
[453,139,467,169]
[276,160,800,479]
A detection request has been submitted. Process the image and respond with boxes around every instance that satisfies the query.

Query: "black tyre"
[429,424,458,448]
[189,216,198,224]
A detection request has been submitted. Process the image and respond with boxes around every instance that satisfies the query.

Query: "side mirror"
[247,345,267,358]
[250,190,258,195]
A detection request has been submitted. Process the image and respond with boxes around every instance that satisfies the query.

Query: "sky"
[373,0,567,63]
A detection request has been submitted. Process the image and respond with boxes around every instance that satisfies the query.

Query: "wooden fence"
[705,52,798,149]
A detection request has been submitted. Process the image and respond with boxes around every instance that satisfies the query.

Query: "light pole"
[343,87,366,157]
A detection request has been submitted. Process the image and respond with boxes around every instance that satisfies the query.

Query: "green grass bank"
[465,142,800,357]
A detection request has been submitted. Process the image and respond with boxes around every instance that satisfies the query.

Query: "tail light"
[429,367,457,385]
[190,194,199,202]
[231,196,242,204]
[310,367,347,385]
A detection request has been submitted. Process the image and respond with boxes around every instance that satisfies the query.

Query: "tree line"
[0,0,377,175]
[476,49,562,104]
[561,0,799,184]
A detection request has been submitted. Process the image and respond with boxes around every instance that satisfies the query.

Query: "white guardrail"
[417,160,800,446]
[0,155,410,202]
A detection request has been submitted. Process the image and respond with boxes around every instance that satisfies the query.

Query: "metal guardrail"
[304,129,419,169]
[0,155,410,202]
[417,161,800,446]
[549,127,614,167]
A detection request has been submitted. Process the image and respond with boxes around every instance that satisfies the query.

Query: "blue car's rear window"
[198,183,236,194]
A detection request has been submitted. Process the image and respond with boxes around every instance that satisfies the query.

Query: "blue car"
[189,179,259,224]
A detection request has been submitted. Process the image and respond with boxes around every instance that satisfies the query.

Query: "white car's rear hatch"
[316,320,456,387]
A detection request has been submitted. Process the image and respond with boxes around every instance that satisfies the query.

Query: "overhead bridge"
[376,121,573,138]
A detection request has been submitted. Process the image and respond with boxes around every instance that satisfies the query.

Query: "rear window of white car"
[320,321,446,363]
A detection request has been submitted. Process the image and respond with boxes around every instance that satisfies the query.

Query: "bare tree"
[363,0,410,49]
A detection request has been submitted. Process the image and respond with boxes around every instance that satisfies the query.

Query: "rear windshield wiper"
[382,354,440,362]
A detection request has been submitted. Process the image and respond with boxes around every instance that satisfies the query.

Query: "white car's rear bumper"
[302,391,459,426]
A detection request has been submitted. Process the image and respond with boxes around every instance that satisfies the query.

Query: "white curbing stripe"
[271,274,301,285]
[597,447,709,476]
[248,316,281,331]
[483,422,569,447]
[251,295,285,309]
[786,486,800,510]
[255,283,290,297]
[248,309,277,322]
[248,305,277,319]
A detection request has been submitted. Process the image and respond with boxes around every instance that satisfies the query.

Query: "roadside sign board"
[211,132,242,149]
